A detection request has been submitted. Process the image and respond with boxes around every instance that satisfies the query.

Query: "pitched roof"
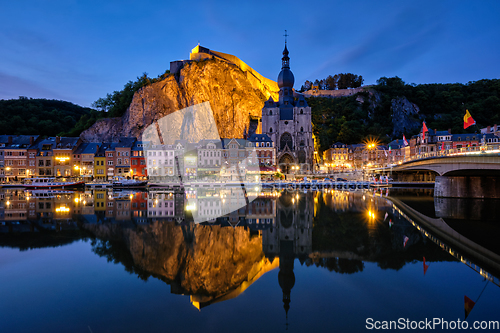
[247,134,272,142]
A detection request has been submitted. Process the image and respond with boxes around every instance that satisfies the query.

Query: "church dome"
[278,68,295,88]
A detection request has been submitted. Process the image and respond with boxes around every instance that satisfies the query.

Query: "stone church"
[261,42,313,174]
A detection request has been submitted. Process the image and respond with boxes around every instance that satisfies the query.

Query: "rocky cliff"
[81,59,279,142]
[83,222,273,300]
[391,96,422,137]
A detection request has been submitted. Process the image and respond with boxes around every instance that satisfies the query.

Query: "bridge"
[368,149,500,198]
[388,154,500,176]
[385,194,500,286]
[371,147,500,176]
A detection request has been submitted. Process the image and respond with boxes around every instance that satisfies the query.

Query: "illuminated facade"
[261,43,313,174]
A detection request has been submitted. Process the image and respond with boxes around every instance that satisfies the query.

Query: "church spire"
[282,30,290,69]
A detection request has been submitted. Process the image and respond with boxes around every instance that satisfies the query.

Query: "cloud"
[0,72,63,100]
[305,4,449,81]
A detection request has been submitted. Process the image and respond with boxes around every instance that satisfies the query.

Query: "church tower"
[261,36,313,174]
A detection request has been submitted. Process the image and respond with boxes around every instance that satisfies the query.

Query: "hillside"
[309,78,500,152]
[0,97,98,136]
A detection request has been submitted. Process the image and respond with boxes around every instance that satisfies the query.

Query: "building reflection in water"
[261,191,313,320]
[1,187,500,315]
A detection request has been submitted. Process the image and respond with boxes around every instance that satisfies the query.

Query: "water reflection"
[1,187,500,315]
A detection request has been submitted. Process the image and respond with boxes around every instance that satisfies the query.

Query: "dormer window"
[300,109,303,114]
[270,110,273,116]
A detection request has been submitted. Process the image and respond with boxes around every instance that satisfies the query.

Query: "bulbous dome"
[278,68,295,88]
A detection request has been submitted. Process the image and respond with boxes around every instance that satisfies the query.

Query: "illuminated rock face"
[84,222,266,297]
[81,59,279,142]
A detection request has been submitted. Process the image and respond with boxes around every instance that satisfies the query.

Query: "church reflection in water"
[0,188,315,316]
[1,187,499,316]
[262,191,313,317]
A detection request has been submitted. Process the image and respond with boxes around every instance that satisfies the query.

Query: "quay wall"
[435,176,500,198]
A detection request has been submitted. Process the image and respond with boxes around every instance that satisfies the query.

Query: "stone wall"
[435,176,500,198]
[301,86,369,98]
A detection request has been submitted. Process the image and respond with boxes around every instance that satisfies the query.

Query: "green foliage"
[0,98,97,136]
[310,77,500,153]
[92,70,171,117]
[300,73,364,91]
[373,77,500,135]
[308,95,388,152]
[59,110,106,137]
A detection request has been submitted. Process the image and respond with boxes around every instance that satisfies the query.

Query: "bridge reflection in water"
[1,187,499,313]
[386,194,500,287]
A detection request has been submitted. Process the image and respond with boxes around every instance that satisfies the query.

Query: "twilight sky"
[1,0,499,107]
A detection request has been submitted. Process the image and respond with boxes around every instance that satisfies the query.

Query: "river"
[1,187,499,332]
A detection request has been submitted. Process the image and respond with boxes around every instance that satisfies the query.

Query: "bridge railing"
[390,144,500,166]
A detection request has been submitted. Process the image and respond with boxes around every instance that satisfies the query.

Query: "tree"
[91,71,171,117]
[325,75,338,90]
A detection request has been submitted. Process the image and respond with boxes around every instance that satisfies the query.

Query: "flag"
[403,236,409,247]
[389,146,392,154]
[441,141,445,151]
[389,219,393,228]
[403,135,409,147]
[384,149,387,157]
[422,122,428,141]
[423,256,429,275]
[384,212,388,221]
[463,110,476,129]
[464,295,476,320]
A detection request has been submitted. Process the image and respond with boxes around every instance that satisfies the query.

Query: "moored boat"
[23,178,85,189]
[112,176,148,188]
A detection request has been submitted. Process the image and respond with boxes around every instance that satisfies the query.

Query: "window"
[269,127,273,133]
[108,160,113,166]
[269,110,273,115]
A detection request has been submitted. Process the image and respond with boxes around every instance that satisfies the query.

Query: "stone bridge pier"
[435,176,500,198]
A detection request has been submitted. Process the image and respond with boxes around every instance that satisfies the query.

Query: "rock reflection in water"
[2,187,496,312]
[85,221,276,309]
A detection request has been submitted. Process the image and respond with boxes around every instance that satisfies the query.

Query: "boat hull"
[112,182,148,188]
[23,181,85,189]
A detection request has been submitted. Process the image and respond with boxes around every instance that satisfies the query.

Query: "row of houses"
[0,133,277,181]
[323,126,500,169]
[0,188,277,228]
